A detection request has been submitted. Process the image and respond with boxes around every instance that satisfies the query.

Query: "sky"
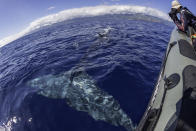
[0,0,196,40]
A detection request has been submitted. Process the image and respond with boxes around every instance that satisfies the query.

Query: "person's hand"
[168,12,173,18]
[168,8,178,20]
[168,13,175,20]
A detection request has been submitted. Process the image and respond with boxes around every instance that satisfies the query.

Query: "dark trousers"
[193,39,196,51]
[192,21,196,32]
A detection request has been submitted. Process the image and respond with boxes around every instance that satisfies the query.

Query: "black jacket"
[169,7,196,32]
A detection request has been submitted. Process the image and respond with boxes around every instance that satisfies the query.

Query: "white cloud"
[0,5,170,48]
[110,0,120,2]
[47,6,55,10]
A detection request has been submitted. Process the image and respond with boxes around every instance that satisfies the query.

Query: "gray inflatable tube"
[137,27,196,131]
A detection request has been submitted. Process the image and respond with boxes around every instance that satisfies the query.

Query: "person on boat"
[169,0,196,48]
[169,0,196,32]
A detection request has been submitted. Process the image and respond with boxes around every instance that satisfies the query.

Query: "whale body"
[28,70,135,131]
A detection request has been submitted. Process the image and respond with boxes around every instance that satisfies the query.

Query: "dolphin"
[27,70,135,131]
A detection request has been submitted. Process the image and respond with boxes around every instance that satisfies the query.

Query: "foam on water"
[0,5,170,48]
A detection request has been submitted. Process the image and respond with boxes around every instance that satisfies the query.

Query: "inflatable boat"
[137,27,196,131]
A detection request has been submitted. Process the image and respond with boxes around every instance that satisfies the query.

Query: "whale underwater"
[27,70,135,131]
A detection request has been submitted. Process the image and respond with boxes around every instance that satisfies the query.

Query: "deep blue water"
[0,14,173,131]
